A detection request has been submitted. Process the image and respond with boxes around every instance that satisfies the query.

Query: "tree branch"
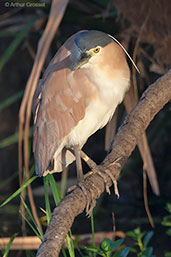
[36,70,171,257]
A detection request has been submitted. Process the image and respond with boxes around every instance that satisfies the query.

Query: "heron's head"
[73,30,114,70]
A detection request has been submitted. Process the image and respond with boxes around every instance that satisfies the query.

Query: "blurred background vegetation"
[0,0,170,256]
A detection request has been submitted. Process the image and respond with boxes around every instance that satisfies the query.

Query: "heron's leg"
[69,148,119,196]
[80,150,119,198]
[73,145,84,183]
[68,148,120,215]
[68,146,93,213]
[80,150,97,170]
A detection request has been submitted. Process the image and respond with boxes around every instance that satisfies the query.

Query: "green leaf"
[126,228,142,240]
[20,197,43,239]
[139,247,153,257]
[134,227,141,235]
[85,246,106,257]
[69,230,75,256]
[48,174,61,204]
[0,131,20,148]
[101,238,124,253]
[165,252,171,257]
[166,228,171,236]
[145,247,153,256]
[47,174,75,257]
[2,233,18,257]
[165,203,171,214]
[20,211,42,240]
[137,232,145,241]
[91,210,95,253]
[110,239,124,251]
[65,234,75,257]
[85,246,100,253]
[126,231,137,239]
[0,127,33,148]
[143,231,154,247]
[137,232,145,251]
[128,247,137,253]
[119,247,130,257]
[0,90,24,111]
[0,18,36,71]
[73,238,85,257]
[0,176,37,207]
[161,216,171,227]
[113,247,130,257]
[43,176,51,224]
[61,247,68,257]
[101,238,111,252]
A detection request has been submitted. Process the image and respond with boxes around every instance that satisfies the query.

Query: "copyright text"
[4,1,46,8]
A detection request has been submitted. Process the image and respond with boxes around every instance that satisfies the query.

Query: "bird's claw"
[67,162,120,217]
[94,169,111,195]
[67,181,95,216]
[95,167,120,198]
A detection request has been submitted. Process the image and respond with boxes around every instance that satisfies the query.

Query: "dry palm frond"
[18,0,69,233]
[105,9,160,195]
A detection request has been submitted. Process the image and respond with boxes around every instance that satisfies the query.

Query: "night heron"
[33,30,131,185]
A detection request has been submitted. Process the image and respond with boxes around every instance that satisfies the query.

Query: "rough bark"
[36,70,171,257]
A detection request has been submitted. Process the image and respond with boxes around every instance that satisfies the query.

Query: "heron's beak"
[73,52,91,70]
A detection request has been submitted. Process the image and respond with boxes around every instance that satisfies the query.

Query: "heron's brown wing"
[33,67,86,176]
[33,32,99,175]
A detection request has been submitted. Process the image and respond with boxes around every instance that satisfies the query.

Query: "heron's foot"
[67,179,96,217]
[81,151,120,198]
[93,166,120,198]
[77,182,96,217]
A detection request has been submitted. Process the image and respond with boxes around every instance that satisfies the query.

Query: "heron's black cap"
[75,30,113,51]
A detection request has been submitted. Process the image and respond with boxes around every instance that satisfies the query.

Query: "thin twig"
[143,170,155,228]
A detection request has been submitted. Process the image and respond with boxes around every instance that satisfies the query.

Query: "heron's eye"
[93,47,100,53]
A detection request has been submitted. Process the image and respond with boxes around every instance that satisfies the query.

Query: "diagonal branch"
[36,70,171,257]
